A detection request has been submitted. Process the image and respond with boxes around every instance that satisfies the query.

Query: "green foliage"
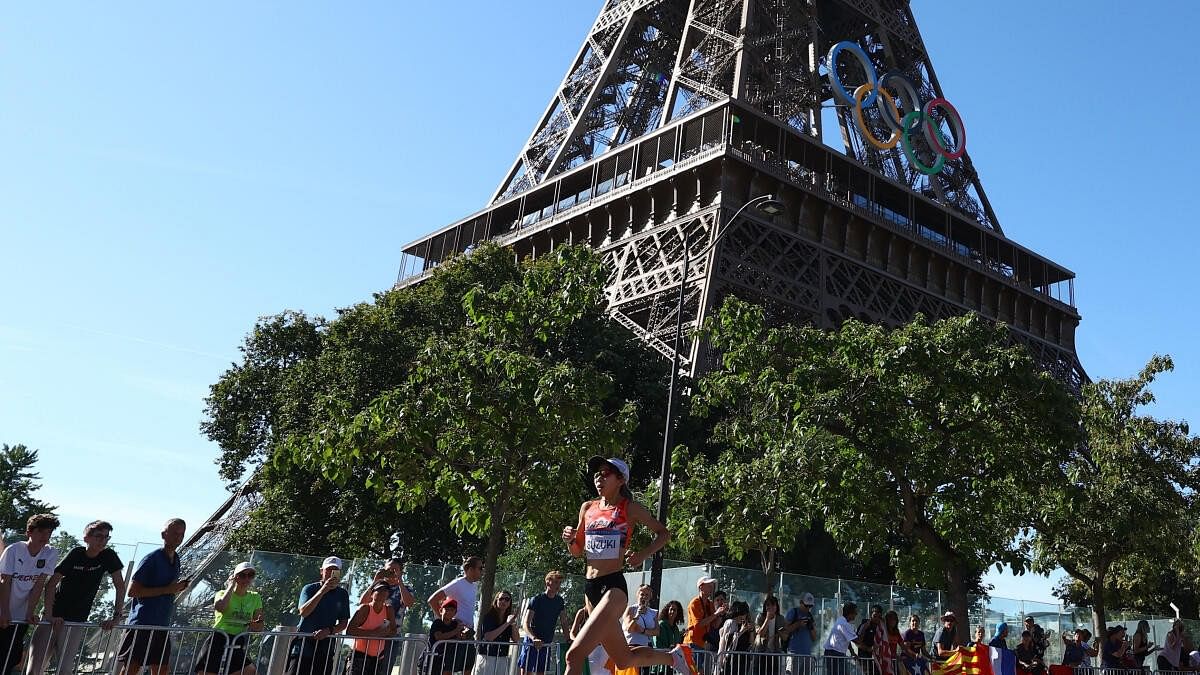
[696,298,1080,629]
[1032,356,1200,627]
[0,444,56,539]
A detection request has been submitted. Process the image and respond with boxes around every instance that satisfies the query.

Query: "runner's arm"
[625,501,670,568]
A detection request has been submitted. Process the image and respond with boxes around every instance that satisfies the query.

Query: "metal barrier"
[11,621,443,675]
[698,650,895,675]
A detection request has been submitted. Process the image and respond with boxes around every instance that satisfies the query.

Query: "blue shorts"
[517,637,553,673]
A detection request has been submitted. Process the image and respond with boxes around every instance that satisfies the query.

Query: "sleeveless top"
[353,604,390,657]
[583,498,630,561]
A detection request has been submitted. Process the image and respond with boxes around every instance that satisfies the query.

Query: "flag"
[932,645,1016,675]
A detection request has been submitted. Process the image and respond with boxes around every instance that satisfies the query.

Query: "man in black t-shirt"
[930,612,959,662]
[28,520,126,675]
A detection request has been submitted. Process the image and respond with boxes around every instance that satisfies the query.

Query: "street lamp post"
[648,194,785,603]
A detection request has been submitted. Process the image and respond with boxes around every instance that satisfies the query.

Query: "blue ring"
[828,41,878,108]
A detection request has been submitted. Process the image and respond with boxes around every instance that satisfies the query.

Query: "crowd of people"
[0,456,1196,675]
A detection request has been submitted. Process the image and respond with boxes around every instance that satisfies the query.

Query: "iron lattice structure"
[397,0,1084,387]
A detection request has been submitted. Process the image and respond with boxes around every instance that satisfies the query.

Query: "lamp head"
[755,195,785,216]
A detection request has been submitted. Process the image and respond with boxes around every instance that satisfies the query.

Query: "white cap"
[233,562,256,575]
[697,576,718,588]
[587,456,631,482]
[322,556,343,570]
[801,592,815,606]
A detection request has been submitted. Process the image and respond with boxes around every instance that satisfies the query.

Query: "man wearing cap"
[687,576,723,671]
[286,556,351,675]
[118,518,187,675]
[781,593,817,675]
[930,612,959,662]
[429,556,484,675]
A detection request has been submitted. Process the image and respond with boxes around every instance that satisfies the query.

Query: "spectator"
[429,556,484,675]
[359,559,414,675]
[1160,621,1185,671]
[716,601,753,675]
[285,556,351,675]
[431,598,473,675]
[990,623,1010,650]
[1101,626,1128,668]
[657,600,685,650]
[707,591,730,651]
[781,593,817,675]
[1131,620,1157,667]
[901,614,927,675]
[194,561,263,675]
[476,590,518,675]
[755,595,784,652]
[0,514,59,675]
[879,611,902,675]
[346,582,398,675]
[1015,631,1045,675]
[624,584,659,650]
[518,571,569,675]
[1061,629,1095,667]
[931,612,959,661]
[1023,617,1048,660]
[856,605,883,671]
[823,602,860,675]
[969,626,986,648]
[688,576,724,672]
[118,517,186,675]
[27,519,125,675]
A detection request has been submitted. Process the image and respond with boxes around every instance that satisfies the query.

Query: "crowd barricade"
[13,620,440,675]
[687,649,893,675]
[418,637,561,675]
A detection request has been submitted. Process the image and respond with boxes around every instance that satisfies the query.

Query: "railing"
[6,620,462,675]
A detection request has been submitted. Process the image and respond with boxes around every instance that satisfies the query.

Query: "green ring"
[901,111,945,175]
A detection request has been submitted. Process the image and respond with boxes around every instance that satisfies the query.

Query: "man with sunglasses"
[27,520,127,675]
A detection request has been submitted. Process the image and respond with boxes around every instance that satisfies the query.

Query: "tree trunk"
[478,491,512,632]
[1090,575,1108,639]
[760,547,778,596]
[944,564,970,645]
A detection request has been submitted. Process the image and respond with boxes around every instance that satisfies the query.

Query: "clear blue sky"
[3,1,1197,604]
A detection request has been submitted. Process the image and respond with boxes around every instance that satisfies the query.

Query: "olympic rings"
[827,41,967,171]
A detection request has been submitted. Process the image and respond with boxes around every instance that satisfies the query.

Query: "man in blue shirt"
[517,571,569,675]
[118,518,187,675]
[286,556,351,675]
[781,593,817,675]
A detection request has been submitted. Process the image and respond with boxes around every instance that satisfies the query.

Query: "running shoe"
[669,645,698,675]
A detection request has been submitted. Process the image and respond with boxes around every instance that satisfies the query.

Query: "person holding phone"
[118,518,187,675]
[781,593,817,675]
[286,556,351,675]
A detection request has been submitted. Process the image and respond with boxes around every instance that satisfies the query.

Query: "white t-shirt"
[825,616,857,655]
[625,605,658,647]
[0,542,58,618]
[437,576,478,628]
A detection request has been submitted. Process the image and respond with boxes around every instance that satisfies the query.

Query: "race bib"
[584,531,622,560]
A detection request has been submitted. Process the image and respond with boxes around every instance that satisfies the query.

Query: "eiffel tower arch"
[396,0,1084,388]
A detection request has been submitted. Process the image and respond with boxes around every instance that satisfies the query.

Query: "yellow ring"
[854,83,901,150]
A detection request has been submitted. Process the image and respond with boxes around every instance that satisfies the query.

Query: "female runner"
[562,456,697,675]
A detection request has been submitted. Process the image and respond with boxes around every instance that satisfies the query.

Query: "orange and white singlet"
[583,498,630,561]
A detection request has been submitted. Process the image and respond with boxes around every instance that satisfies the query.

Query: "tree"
[669,443,819,592]
[699,298,1080,640]
[0,444,56,539]
[1031,356,1200,634]
[292,245,663,621]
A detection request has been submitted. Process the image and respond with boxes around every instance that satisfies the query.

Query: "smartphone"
[330,568,342,582]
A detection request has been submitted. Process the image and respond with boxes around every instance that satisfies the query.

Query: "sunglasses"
[87,532,112,540]
[594,469,618,479]
[237,571,256,578]
[498,596,512,602]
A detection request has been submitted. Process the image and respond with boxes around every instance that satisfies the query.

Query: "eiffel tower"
[394,0,1085,388]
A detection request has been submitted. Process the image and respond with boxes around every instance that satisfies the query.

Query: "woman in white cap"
[562,456,697,675]
[193,561,263,675]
